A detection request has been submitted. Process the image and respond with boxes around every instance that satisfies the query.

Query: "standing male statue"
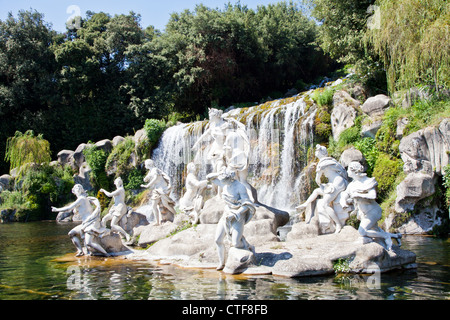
[141,159,177,226]
[207,169,256,271]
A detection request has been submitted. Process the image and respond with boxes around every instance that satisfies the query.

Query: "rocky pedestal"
[129,212,416,277]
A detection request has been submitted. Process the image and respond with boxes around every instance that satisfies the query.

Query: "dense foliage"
[0,2,335,173]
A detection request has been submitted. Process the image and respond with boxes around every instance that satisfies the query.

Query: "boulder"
[361,119,383,138]
[339,147,366,170]
[95,139,113,154]
[395,172,436,214]
[395,118,450,215]
[73,143,93,169]
[112,136,125,147]
[57,150,75,168]
[396,117,410,140]
[0,209,16,223]
[136,222,180,248]
[73,163,94,192]
[330,90,359,140]
[94,233,132,256]
[223,247,255,275]
[131,223,417,277]
[361,94,392,117]
[0,174,13,190]
[134,129,147,145]
[145,224,217,258]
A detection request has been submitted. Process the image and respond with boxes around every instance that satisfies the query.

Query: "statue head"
[114,177,123,188]
[144,159,154,170]
[315,145,328,159]
[208,108,223,120]
[347,161,367,179]
[187,162,197,174]
[72,184,86,197]
[218,168,236,184]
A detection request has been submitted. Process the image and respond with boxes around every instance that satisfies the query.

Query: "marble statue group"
[54,107,403,267]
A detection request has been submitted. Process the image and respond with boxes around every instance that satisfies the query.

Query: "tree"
[4,130,51,176]
[367,0,449,93]
[309,0,376,66]
[0,10,59,173]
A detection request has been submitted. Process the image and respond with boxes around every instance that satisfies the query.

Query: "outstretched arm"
[100,188,121,198]
[52,198,81,213]
[192,127,211,150]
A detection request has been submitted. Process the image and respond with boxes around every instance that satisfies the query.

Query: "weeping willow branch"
[366,0,449,94]
[4,130,51,177]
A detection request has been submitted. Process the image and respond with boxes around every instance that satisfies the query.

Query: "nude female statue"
[82,197,110,256]
[52,184,107,257]
[341,161,402,251]
[192,108,252,199]
[179,162,209,224]
[101,177,131,242]
[296,145,349,233]
[141,159,177,226]
[207,169,256,271]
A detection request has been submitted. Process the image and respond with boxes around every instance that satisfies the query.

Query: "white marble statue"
[207,169,256,271]
[192,108,252,200]
[52,184,108,257]
[179,162,209,224]
[141,159,177,226]
[296,145,349,233]
[83,197,110,256]
[101,177,132,242]
[341,161,402,251]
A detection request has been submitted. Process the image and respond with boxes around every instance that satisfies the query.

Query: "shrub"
[144,119,167,146]
[372,153,403,201]
[106,137,136,178]
[1,164,75,221]
[444,164,450,208]
[83,145,110,191]
[311,87,335,107]
[125,168,145,190]
[4,130,51,177]
[354,137,379,176]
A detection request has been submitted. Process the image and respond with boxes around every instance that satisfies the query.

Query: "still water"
[0,221,449,300]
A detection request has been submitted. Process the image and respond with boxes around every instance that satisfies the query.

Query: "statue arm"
[141,171,157,189]
[52,198,81,213]
[101,188,122,198]
[192,128,211,150]
[351,188,377,200]
[100,188,113,198]
[206,173,225,188]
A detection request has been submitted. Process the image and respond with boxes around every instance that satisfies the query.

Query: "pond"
[0,221,449,300]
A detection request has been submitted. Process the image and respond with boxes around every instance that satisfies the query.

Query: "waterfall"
[152,93,318,212]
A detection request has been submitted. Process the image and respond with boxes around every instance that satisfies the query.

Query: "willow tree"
[4,130,51,175]
[367,0,450,94]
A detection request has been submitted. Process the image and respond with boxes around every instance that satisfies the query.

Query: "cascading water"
[152,92,318,212]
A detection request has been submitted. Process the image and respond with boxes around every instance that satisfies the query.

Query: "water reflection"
[0,222,449,300]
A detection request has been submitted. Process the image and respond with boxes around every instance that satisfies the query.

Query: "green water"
[0,221,449,300]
